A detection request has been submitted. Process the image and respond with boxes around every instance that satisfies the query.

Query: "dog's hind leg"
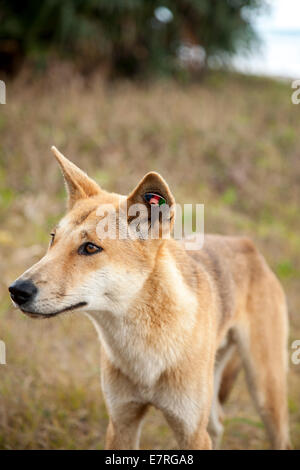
[208,341,237,449]
[218,348,242,405]
[234,272,290,449]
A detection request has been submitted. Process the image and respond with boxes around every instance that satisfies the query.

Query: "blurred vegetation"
[0,68,299,449]
[0,0,265,76]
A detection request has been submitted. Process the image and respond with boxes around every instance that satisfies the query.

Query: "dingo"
[9,146,290,449]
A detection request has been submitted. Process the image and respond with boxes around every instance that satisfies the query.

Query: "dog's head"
[9,147,175,319]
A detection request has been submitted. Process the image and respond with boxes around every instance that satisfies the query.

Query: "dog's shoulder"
[169,234,261,333]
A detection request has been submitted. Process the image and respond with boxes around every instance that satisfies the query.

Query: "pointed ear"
[51,146,101,209]
[128,172,175,208]
[127,172,175,235]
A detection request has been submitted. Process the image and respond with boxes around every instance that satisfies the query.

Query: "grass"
[0,67,299,449]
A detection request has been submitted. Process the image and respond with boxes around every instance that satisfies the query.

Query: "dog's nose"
[9,280,38,306]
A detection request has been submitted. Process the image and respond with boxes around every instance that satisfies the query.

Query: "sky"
[233,0,300,79]
[256,0,300,32]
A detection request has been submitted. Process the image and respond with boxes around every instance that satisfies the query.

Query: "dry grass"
[0,67,299,449]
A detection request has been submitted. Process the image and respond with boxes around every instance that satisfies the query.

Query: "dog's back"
[174,234,286,341]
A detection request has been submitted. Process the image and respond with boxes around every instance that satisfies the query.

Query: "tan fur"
[218,348,241,404]
[11,147,290,450]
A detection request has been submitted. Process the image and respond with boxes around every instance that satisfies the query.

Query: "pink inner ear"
[149,196,159,205]
[144,193,166,206]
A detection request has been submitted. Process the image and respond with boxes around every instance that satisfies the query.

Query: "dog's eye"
[50,232,55,246]
[78,242,103,256]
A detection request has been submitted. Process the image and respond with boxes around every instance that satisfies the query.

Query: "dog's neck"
[83,242,200,386]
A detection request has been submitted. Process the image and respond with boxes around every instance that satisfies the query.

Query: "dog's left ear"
[51,146,101,209]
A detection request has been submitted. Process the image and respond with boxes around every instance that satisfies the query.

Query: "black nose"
[9,280,38,306]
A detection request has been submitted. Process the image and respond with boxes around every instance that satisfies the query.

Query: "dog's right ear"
[51,146,101,209]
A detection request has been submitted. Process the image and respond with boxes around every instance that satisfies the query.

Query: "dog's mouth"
[20,301,88,319]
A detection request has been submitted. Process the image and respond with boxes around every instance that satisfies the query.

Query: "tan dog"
[9,147,290,450]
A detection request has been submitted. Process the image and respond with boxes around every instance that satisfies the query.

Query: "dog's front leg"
[163,409,212,450]
[105,401,149,450]
[101,353,149,449]
[159,374,214,449]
